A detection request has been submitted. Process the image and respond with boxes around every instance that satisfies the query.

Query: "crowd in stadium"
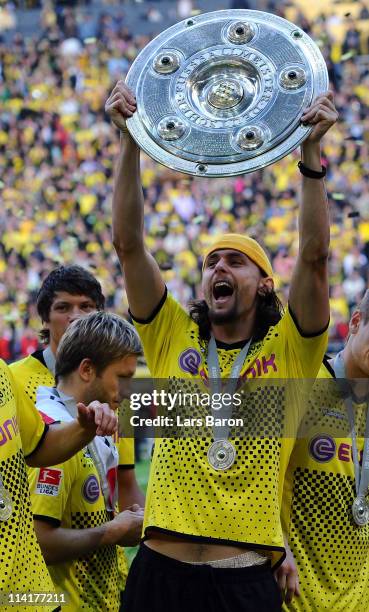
[0,0,368,360]
[1,2,369,612]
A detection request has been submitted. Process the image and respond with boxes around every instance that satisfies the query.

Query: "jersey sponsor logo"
[241,354,277,379]
[309,434,362,465]
[199,352,278,387]
[309,434,336,462]
[0,416,19,446]
[36,468,63,496]
[82,475,100,503]
[179,349,201,375]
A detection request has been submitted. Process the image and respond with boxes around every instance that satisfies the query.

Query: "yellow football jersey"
[29,444,121,611]
[10,352,55,403]
[133,292,328,567]
[0,361,56,611]
[282,359,369,611]
[11,352,132,586]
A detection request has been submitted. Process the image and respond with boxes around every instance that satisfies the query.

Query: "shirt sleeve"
[279,305,329,378]
[29,458,75,525]
[132,291,190,376]
[9,369,48,457]
[274,309,329,445]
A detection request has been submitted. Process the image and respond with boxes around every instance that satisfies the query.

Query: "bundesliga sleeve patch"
[36,468,63,496]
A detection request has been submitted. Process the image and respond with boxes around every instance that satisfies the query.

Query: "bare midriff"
[144,531,261,562]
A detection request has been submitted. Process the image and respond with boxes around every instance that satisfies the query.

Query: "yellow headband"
[202,233,273,278]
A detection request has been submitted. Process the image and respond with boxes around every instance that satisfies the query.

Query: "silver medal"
[208,440,236,471]
[0,487,13,522]
[352,496,369,527]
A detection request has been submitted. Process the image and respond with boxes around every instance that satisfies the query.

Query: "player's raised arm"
[106,81,165,320]
[288,92,338,335]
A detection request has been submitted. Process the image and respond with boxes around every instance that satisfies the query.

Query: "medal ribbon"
[207,335,252,442]
[333,352,369,500]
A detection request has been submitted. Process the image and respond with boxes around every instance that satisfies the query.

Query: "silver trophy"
[125,10,328,177]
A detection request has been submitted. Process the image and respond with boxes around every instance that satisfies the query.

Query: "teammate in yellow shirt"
[11,265,144,514]
[279,290,369,611]
[0,360,117,612]
[105,80,337,611]
[11,265,144,603]
[29,312,144,612]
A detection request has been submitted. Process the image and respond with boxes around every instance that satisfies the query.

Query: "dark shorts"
[121,544,282,612]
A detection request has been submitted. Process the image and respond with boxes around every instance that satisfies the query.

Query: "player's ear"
[349,310,361,336]
[78,358,96,382]
[257,276,274,296]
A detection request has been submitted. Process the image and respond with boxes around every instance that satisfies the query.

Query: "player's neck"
[341,346,367,379]
[48,340,58,356]
[329,349,369,401]
[211,319,254,345]
[57,375,83,404]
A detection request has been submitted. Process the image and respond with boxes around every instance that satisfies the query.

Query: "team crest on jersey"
[82,475,100,503]
[36,468,63,496]
[179,349,201,374]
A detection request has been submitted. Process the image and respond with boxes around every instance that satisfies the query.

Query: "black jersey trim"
[143,526,286,569]
[323,354,335,377]
[288,304,330,338]
[32,348,47,367]
[129,287,168,324]
[24,423,49,459]
[118,464,135,470]
[33,514,61,527]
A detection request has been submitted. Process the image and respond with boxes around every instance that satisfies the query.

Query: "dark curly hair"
[37,265,105,344]
[188,290,284,343]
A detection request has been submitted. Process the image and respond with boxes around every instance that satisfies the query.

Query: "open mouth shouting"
[212,280,235,306]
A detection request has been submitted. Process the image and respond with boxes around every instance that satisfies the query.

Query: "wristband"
[298,160,326,179]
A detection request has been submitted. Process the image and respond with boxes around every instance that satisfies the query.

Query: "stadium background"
[1,0,369,559]
[0,0,368,361]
